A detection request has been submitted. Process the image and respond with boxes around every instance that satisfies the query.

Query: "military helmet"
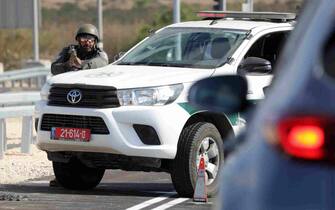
[75,24,99,41]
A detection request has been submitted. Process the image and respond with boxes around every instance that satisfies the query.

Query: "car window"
[244,31,290,71]
[117,27,247,69]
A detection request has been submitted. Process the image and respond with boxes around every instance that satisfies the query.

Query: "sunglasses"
[78,35,96,42]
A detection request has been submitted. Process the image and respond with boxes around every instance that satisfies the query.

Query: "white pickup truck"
[35,11,295,197]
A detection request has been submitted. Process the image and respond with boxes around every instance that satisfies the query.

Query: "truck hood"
[48,65,215,89]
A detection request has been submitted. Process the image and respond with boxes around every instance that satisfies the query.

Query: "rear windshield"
[117,27,247,69]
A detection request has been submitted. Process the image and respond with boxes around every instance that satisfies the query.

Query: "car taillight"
[277,116,334,160]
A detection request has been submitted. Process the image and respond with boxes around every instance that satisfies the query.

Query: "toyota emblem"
[67,89,82,104]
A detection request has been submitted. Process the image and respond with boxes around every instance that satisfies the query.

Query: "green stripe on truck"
[178,102,238,126]
[178,102,199,115]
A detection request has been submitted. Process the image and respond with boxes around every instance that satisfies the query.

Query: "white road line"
[151,198,189,210]
[26,180,49,184]
[126,195,170,210]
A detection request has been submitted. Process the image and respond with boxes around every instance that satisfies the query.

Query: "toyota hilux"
[35,11,295,197]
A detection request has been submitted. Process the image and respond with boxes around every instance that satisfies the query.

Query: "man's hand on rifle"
[68,53,82,69]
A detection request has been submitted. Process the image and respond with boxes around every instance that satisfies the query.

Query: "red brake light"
[197,12,226,18]
[288,125,324,149]
[278,117,327,160]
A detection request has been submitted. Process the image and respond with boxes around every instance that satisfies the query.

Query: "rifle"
[68,45,81,69]
[68,45,77,58]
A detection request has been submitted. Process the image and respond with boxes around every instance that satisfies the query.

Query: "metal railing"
[0,67,47,159]
[0,91,41,159]
[0,66,50,91]
[0,106,36,159]
[0,91,40,107]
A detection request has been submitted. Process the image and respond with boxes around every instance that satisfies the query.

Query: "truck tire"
[53,159,105,190]
[170,122,223,197]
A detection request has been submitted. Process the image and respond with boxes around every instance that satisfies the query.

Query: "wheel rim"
[196,137,221,185]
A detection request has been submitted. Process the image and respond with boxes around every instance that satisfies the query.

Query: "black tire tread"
[53,159,105,190]
[171,122,219,197]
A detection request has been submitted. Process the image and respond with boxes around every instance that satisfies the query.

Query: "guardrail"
[0,66,50,91]
[0,66,50,159]
[0,106,35,159]
[0,66,49,159]
[0,92,40,107]
[0,92,41,159]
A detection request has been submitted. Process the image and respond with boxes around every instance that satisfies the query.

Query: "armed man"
[51,24,108,75]
[49,24,108,187]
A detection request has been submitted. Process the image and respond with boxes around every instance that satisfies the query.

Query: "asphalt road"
[0,170,215,210]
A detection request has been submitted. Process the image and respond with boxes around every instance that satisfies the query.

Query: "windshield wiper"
[146,63,194,68]
[118,62,148,65]
[117,62,132,65]
[118,61,194,68]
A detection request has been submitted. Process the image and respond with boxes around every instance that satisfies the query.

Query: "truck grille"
[48,84,120,108]
[40,114,109,134]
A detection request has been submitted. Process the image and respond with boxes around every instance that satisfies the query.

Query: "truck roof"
[167,19,294,32]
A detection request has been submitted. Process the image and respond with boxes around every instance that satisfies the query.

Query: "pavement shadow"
[0,182,176,198]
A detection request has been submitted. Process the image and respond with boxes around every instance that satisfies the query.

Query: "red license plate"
[51,127,91,142]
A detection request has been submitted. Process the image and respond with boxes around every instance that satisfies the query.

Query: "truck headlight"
[117,84,183,106]
[40,82,51,101]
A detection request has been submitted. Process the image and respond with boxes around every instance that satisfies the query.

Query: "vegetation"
[0,0,303,70]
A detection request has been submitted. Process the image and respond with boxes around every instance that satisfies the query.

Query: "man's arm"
[51,62,71,75]
[51,47,72,75]
[81,51,109,69]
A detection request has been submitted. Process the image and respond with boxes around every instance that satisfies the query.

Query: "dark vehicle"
[188,0,335,209]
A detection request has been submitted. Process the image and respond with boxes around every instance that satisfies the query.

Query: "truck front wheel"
[170,122,223,197]
[53,159,105,190]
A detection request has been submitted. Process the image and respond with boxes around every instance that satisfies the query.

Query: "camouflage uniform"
[51,45,108,75]
[51,23,108,75]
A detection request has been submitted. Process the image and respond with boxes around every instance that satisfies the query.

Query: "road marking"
[151,198,189,210]
[126,195,170,210]
[26,180,49,184]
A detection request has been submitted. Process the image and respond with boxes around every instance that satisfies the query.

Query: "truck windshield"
[117,27,247,69]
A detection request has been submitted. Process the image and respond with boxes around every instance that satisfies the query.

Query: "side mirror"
[114,52,125,61]
[188,75,248,114]
[237,57,272,75]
